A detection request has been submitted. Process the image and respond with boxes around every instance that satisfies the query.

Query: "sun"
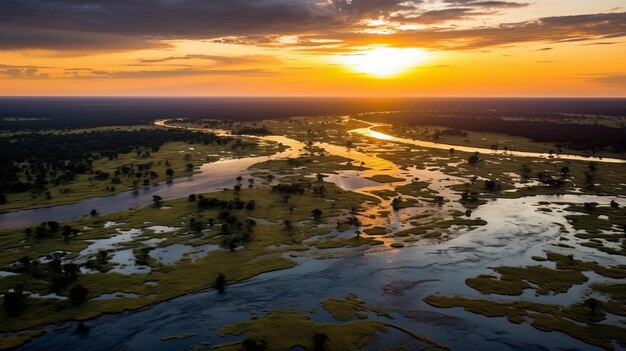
[337,47,429,78]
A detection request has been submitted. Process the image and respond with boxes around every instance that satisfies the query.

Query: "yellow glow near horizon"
[337,47,429,78]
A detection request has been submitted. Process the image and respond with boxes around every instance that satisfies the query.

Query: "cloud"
[1,66,276,80]
[440,0,529,8]
[303,12,626,51]
[139,55,279,65]
[0,65,50,79]
[0,0,624,53]
[588,74,626,87]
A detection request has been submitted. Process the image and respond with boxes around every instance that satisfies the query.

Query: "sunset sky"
[0,0,625,97]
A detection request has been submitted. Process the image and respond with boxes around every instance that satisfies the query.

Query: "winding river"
[2,118,623,229]
[3,117,626,351]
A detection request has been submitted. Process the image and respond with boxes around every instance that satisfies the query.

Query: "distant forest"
[1,97,625,130]
[0,129,229,194]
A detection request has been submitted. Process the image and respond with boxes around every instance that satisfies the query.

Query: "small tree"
[165,168,174,178]
[69,284,89,304]
[188,194,197,202]
[3,291,25,314]
[312,332,329,351]
[560,166,570,176]
[242,338,267,351]
[90,209,98,216]
[245,200,256,210]
[152,195,163,208]
[312,208,323,220]
[583,298,601,313]
[610,200,620,208]
[468,152,480,165]
[484,180,497,191]
[98,250,108,263]
[215,273,226,294]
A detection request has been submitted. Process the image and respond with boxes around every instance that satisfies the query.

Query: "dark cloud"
[0,0,623,53]
[0,0,356,51]
[391,8,487,24]
[440,0,529,8]
[304,12,626,50]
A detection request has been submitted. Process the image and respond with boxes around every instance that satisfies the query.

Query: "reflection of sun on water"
[337,47,429,78]
[368,130,394,140]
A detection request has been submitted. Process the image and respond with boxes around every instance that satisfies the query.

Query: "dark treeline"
[366,111,626,152]
[0,129,229,194]
[231,127,273,136]
[1,97,625,130]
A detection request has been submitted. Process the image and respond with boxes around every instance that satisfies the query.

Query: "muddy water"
[7,119,626,351]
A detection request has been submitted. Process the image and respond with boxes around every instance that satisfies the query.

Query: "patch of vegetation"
[365,175,405,183]
[321,293,391,321]
[0,330,45,350]
[425,295,626,350]
[0,183,377,334]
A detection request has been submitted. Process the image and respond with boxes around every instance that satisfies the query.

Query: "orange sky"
[0,0,625,96]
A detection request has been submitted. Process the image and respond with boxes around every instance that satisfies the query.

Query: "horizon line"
[1,95,626,99]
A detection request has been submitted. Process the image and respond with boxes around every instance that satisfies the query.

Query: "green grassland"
[0,181,383,338]
[425,252,626,350]
[211,294,447,351]
[1,138,284,212]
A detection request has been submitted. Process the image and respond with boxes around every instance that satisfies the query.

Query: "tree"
[215,273,226,294]
[283,220,293,232]
[90,209,98,216]
[98,250,108,263]
[188,194,197,202]
[69,284,89,304]
[610,200,620,208]
[3,291,25,314]
[242,338,267,351]
[468,152,480,165]
[152,195,163,208]
[63,263,79,278]
[62,225,73,242]
[47,221,60,232]
[312,332,329,351]
[189,218,204,233]
[583,298,601,313]
[245,200,256,210]
[311,208,323,220]
[165,168,174,178]
[560,166,570,176]
[484,180,497,191]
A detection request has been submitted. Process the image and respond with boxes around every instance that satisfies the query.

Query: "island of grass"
[365,175,405,183]
[211,295,447,351]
